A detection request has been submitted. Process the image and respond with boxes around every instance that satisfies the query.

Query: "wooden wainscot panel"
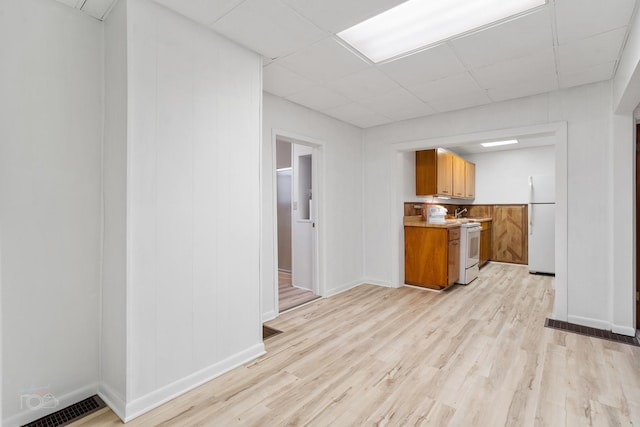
[492,205,528,264]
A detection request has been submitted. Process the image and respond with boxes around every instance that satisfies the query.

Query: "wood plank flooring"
[279,271,319,312]
[71,263,640,426]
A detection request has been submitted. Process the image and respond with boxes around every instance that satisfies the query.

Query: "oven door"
[466,228,481,268]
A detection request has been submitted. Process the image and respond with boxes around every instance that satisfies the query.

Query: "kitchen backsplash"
[404,202,496,218]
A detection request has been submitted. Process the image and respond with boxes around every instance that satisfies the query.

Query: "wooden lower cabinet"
[479,221,492,268]
[405,226,460,290]
[492,205,528,264]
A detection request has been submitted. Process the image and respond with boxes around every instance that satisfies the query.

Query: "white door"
[292,144,314,291]
[529,203,555,274]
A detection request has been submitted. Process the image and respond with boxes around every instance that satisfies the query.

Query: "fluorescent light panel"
[337,0,546,63]
[481,140,519,148]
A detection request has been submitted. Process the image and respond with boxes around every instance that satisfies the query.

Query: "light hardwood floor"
[279,271,320,312]
[72,263,640,426]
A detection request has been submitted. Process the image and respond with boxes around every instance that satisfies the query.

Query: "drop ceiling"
[54,0,638,129]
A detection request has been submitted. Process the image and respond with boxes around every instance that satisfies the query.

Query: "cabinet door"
[480,228,491,267]
[492,205,528,264]
[452,155,465,198]
[448,238,460,285]
[465,161,475,199]
[436,150,453,196]
[405,227,449,289]
[416,150,437,196]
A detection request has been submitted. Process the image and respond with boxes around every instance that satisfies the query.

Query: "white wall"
[124,0,264,419]
[363,82,626,332]
[0,0,103,425]
[611,0,640,336]
[100,0,127,416]
[461,146,555,205]
[262,94,364,320]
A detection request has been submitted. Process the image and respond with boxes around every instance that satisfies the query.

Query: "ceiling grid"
[52,0,638,128]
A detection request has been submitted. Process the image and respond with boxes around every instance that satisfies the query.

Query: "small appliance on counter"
[424,205,447,224]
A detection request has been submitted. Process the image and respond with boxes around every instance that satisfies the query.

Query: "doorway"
[275,138,320,312]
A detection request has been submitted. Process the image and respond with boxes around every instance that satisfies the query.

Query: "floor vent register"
[23,395,106,427]
[545,318,639,347]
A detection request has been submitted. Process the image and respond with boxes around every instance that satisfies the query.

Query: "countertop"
[403,215,492,228]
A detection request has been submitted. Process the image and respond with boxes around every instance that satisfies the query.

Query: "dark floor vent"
[263,325,283,340]
[23,395,106,427]
[545,318,639,347]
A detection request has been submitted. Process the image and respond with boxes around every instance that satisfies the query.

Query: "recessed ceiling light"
[481,140,519,148]
[337,0,546,64]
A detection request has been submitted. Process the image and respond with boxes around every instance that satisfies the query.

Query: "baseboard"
[567,315,610,331]
[324,280,363,298]
[361,278,398,288]
[124,343,265,422]
[612,324,636,337]
[3,382,99,427]
[98,382,126,422]
[262,310,277,323]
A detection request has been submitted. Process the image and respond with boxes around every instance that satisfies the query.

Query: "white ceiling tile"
[450,8,553,69]
[211,0,327,59]
[387,102,438,121]
[472,48,557,90]
[152,0,245,26]
[555,0,636,44]
[407,73,483,102]
[325,68,401,101]
[323,103,393,128]
[378,44,466,87]
[285,86,351,111]
[81,0,117,20]
[263,63,317,97]
[277,38,371,83]
[359,88,435,120]
[488,77,558,102]
[558,61,616,88]
[280,0,407,33]
[55,0,82,7]
[556,27,627,75]
[428,91,492,113]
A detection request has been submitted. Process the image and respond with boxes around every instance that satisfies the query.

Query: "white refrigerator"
[528,175,555,275]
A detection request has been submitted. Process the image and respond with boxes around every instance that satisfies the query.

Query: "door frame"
[389,122,569,321]
[270,129,324,316]
[636,122,639,330]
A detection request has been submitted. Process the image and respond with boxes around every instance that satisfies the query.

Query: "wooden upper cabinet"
[416,149,475,200]
[436,149,453,196]
[415,149,437,196]
[465,161,476,199]
[452,155,465,198]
